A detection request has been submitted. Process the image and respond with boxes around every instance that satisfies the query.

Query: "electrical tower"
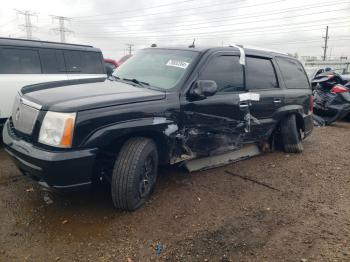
[15,9,38,40]
[51,16,73,43]
[125,43,134,55]
[322,26,329,61]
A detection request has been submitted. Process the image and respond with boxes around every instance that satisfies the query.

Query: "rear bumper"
[2,120,97,190]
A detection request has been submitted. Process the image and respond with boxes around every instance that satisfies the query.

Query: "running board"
[184,144,261,172]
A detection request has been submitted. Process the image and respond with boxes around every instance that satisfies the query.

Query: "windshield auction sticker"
[166,59,190,69]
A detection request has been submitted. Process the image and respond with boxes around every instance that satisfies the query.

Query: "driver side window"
[199,55,244,93]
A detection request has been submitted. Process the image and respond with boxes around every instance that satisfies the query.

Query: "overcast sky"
[0,0,349,60]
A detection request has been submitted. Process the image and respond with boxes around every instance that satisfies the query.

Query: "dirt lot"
[1,122,350,262]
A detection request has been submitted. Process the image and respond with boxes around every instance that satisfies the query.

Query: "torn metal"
[185,144,261,172]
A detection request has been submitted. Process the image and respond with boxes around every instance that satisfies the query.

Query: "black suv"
[2,46,313,211]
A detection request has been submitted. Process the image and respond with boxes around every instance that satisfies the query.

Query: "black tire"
[111,137,158,211]
[280,114,303,153]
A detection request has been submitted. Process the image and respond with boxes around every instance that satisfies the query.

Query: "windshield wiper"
[122,78,150,88]
[108,75,120,81]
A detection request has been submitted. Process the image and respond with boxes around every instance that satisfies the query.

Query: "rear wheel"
[111,137,158,211]
[280,114,303,153]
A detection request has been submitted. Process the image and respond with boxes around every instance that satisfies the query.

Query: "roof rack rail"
[0,37,93,48]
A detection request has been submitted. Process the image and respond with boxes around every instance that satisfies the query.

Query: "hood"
[21,78,166,112]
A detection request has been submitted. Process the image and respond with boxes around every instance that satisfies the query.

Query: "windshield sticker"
[166,59,190,69]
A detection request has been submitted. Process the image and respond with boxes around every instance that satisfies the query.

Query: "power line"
[72,0,197,18]
[0,18,17,27]
[72,0,350,28]
[51,16,73,43]
[15,9,38,40]
[73,0,287,22]
[74,16,350,38]
[72,6,350,35]
[322,26,329,61]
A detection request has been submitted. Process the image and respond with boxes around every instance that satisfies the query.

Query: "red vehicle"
[104,55,132,70]
[104,58,119,70]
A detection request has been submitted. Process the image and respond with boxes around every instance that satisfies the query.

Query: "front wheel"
[111,137,158,211]
[280,114,304,153]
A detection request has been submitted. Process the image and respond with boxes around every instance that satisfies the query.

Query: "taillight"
[310,95,314,112]
[330,84,349,94]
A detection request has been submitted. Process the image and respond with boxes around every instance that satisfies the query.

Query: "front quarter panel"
[74,93,180,148]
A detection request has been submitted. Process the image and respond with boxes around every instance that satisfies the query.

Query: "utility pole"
[15,9,38,40]
[51,16,73,43]
[125,43,134,55]
[322,26,329,61]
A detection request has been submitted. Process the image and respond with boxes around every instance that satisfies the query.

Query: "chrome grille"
[11,95,40,135]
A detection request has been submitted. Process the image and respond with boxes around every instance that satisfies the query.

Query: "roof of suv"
[0,37,101,52]
[145,45,291,58]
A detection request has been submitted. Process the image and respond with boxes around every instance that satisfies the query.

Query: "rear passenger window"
[199,55,244,93]
[39,49,66,73]
[64,51,82,73]
[276,57,310,89]
[81,52,104,74]
[0,48,41,74]
[64,51,103,74]
[246,57,278,90]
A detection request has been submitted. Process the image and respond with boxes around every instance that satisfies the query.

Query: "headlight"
[39,111,76,148]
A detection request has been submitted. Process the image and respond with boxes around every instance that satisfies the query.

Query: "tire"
[280,114,304,153]
[111,137,158,211]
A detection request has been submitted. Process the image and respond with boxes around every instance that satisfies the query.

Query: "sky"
[0,0,349,60]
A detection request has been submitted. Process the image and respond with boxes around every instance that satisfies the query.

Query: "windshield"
[113,49,198,90]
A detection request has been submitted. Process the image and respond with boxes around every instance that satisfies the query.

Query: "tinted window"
[276,57,310,89]
[64,50,82,72]
[64,51,103,74]
[199,55,244,92]
[246,57,278,90]
[0,48,41,74]
[114,49,197,90]
[39,49,66,74]
[81,52,104,74]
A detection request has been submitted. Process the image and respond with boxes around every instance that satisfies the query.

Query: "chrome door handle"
[274,98,282,103]
[239,102,249,108]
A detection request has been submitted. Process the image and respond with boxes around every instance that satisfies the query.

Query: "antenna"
[189,38,195,48]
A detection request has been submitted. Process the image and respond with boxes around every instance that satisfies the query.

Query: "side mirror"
[189,80,218,100]
[105,64,114,77]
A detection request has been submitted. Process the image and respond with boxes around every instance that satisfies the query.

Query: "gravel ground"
[1,122,350,262]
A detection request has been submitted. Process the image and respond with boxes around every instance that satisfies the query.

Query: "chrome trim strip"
[20,98,42,110]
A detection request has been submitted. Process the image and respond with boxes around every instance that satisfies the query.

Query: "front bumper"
[2,120,97,190]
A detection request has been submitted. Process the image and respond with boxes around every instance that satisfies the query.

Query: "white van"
[0,38,106,130]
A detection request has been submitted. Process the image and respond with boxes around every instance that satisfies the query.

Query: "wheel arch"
[82,119,178,165]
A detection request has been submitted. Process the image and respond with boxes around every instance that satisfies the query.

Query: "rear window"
[81,52,104,74]
[276,57,310,89]
[0,48,41,74]
[64,51,104,74]
[246,57,278,90]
